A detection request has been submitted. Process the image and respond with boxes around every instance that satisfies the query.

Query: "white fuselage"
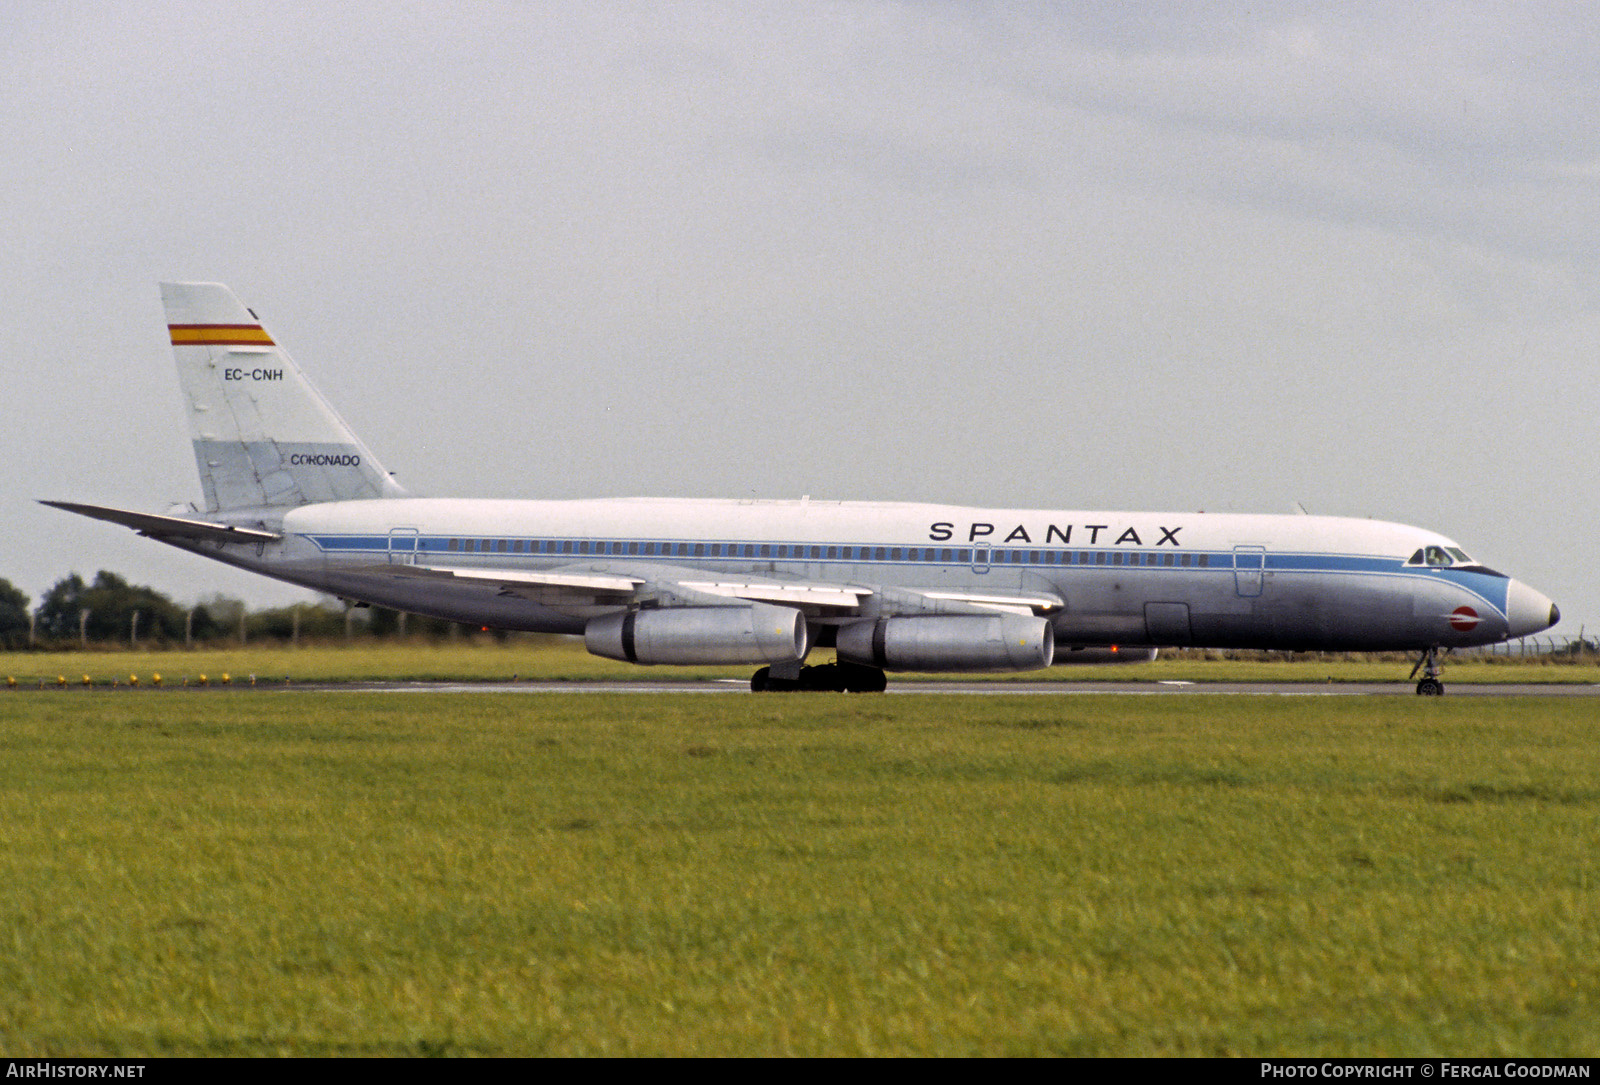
[180,495,1554,654]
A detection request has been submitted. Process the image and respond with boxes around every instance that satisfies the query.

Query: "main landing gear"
[1410,647,1446,696]
[750,661,888,693]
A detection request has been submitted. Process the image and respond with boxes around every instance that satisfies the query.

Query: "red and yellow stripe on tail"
[168,324,275,346]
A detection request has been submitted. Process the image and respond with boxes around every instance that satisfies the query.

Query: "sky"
[3,2,1596,635]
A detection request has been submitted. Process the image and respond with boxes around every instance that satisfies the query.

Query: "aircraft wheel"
[842,664,887,693]
[798,663,842,692]
[752,667,803,692]
[1416,678,1444,696]
[755,663,884,693]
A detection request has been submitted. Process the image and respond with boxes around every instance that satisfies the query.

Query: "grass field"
[1,690,1596,1055]
[5,637,1599,687]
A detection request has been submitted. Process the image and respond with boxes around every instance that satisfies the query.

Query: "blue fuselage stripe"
[302,533,1512,615]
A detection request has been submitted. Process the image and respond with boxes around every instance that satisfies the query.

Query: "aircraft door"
[387,527,420,565]
[1233,546,1266,597]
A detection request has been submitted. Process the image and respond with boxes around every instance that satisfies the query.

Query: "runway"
[300,679,1600,697]
[17,677,1597,696]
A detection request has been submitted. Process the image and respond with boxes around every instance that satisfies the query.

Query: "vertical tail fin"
[161,282,407,512]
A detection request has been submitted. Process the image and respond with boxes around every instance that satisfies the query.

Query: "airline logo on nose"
[1449,606,1480,632]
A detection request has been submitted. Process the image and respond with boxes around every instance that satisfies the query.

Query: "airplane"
[44,282,1560,695]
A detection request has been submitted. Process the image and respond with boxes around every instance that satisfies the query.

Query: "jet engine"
[835,614,1054,672]
[585,603,808,665]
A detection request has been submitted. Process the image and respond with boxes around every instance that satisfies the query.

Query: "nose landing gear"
[1410,647,1446,696]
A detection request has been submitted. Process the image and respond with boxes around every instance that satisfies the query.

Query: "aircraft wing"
[375,564,643,606]
[370,562,1057,618]
[374,563,866,611]
[39,501,281,544]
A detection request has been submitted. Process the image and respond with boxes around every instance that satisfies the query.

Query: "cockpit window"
[1405,545,1503,576]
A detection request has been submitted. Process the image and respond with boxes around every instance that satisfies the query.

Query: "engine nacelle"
[585,604,808,665]
[835,614,1055,672]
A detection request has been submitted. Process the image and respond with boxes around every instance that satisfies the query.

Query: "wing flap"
[913,589,1063,616]
[675,579,867,610]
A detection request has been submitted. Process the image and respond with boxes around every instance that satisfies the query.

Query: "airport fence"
[1461,633,1597,660]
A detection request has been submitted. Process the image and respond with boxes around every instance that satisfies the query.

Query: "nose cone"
[1505,580,1560,638]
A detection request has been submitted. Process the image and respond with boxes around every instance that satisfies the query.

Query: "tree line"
[0,571,476,649]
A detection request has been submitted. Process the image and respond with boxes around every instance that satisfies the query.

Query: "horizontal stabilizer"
[39,501,280,543]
